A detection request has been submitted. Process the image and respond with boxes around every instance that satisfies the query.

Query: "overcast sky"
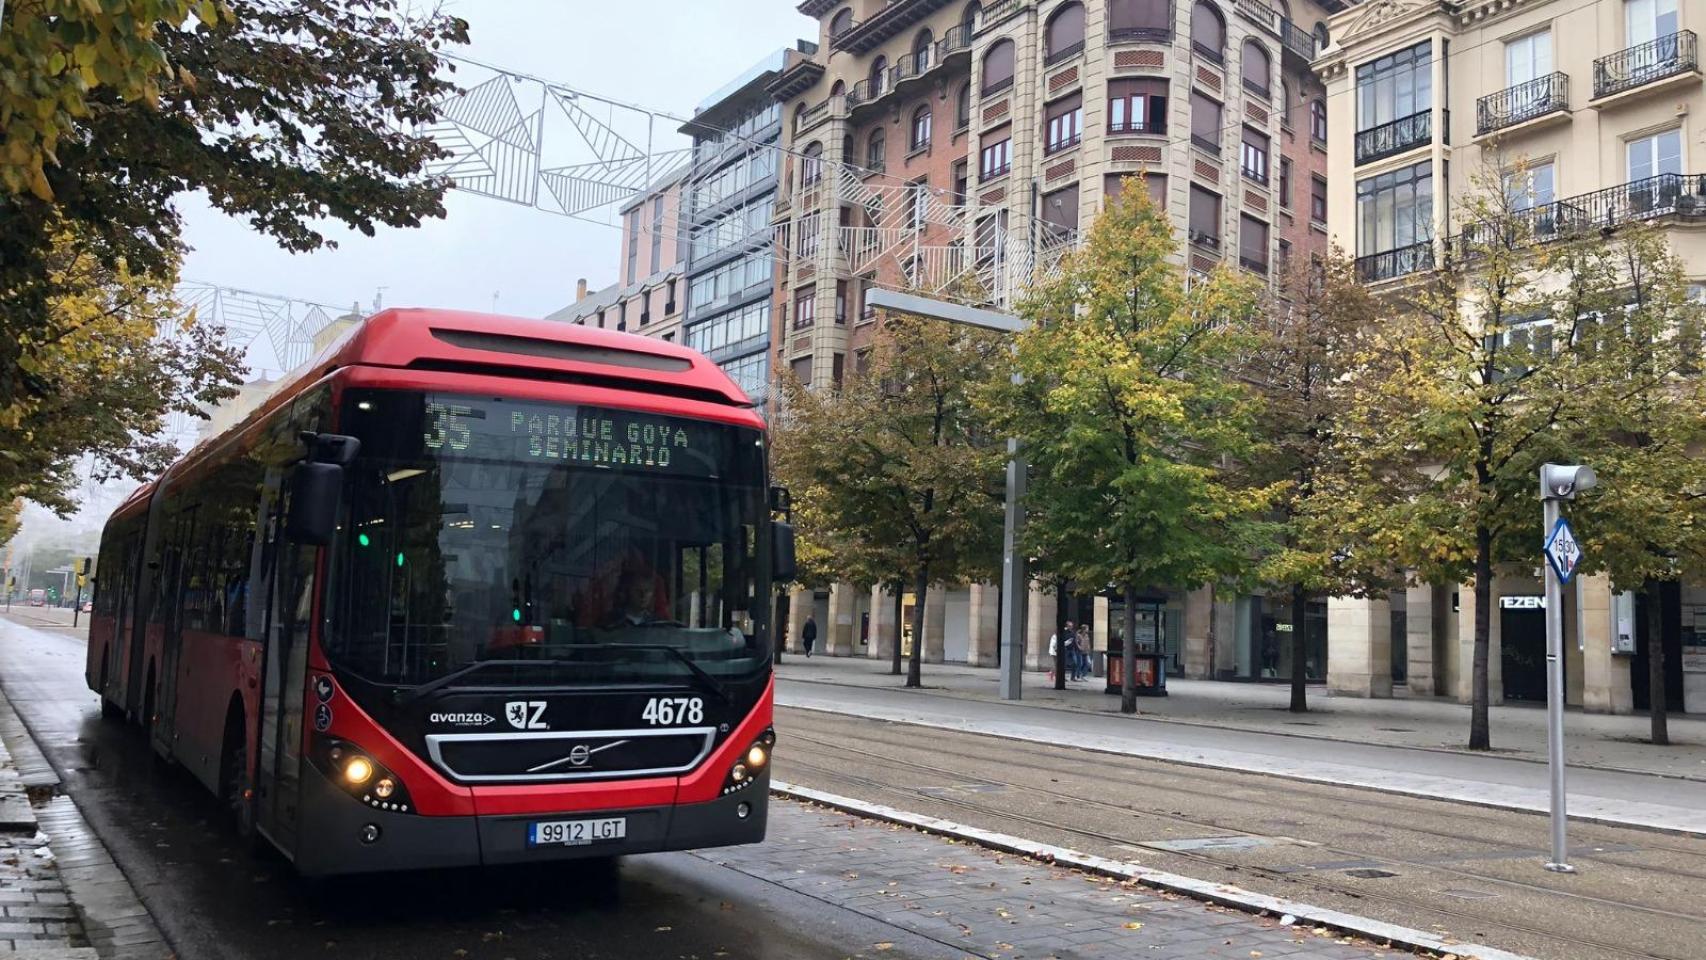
[180,0,814,324]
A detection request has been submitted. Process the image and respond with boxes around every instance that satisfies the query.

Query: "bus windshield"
[327,389,770,688]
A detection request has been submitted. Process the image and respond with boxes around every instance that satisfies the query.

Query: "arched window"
[1044,2,1085,64]
[803,141,824,185]
[962,1,981,31]
[913,28,934,71]
[1241,40,1271,98]
[831,79,846,98]
[870,55,888,95]
[1313,22,1330,52]
[1108,0,1173,41]
[1190,1,1225,63]
[1309,98,1327,142]
[866,129,886,170]
[911,103,933,150]
[793,102,808,131]
[829,7,854,38]
[956,82,972,129]
[982,38,1015,94]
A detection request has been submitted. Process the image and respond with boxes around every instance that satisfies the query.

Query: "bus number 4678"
[641,697,703,726]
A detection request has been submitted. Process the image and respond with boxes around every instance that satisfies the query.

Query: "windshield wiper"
[617,643,734,706]
[397,658,580,704]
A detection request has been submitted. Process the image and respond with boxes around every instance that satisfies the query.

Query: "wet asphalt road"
[0,613,941,960]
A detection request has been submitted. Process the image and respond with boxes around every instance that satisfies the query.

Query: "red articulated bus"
[86,309,792,875]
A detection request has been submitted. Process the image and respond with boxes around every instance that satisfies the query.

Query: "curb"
[772,780,1537,960]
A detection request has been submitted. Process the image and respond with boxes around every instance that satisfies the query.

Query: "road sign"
[1544,516,1582,584]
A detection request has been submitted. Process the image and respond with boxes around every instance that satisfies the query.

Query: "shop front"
[1230,593,1327,683]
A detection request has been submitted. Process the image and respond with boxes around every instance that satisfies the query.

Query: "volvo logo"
[527,739,629,774]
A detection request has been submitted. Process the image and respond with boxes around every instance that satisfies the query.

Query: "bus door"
[151,506,196,757]
[254,470,316,854]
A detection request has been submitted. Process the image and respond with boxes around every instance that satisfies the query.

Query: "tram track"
[778,724,1705,960]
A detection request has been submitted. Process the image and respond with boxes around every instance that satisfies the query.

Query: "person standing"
[1073,623,1092,681]
[802,615,818,657]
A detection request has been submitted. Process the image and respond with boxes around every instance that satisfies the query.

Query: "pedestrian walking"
[1049,620,1075,684]
[802,615,817,657]
[1073,623,1092,681]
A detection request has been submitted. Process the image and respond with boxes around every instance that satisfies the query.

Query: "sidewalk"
[780,654,1706,780]
[0,682,165,960]
[776,657,1706,836]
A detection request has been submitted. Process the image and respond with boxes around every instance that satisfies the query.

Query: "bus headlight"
[344,756,375,785]
[373,777,396,799]
[745,743,768,768]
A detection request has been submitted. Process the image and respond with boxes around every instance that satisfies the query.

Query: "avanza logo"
[429,712,495,727]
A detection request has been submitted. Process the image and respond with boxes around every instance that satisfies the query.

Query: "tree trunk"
[907,568,927,688]
[1054,580,1068,691]
[1646,579,1669,746]
[1469,526,1493,751]
[890,586,903,676]
[1289,583,1308,713]
[1120,582,1138,714]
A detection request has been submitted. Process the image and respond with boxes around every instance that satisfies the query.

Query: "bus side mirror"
[286,462,345,546]
[771,521,797,583]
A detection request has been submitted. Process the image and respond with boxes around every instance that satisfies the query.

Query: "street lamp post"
[864,289,1032,699]
[1539,462,1595,874]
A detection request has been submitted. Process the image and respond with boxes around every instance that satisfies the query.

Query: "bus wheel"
[220,704,256,841]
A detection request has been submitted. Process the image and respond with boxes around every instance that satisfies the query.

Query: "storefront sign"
[1500,596,1546,610]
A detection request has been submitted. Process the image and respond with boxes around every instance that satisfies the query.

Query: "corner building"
[769,0,1347,678]
[1318,0,1706,712]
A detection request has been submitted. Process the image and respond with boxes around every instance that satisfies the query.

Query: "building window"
[665,279,677,314]
[1277,238,1292,276]
[1627,127,1681,181]
[1355,40,1432,161]
[802,142,823,185]
[1190,1,1225,64]
[982,39,1015,94]
[793,287,816,330]
[625,208,640,283]
[1042,183,1079,237]
[1356,160,1433,257]
[913,28,934,69]
[980,126,1012,179]
[835,280,848,324]
[1502,161,1555,211]
[829,7,853,38]
[1241,40,1271,99]
[796,212,819,257]
[1627,0,1679,47]
[911,104,933,151]
[1109,0,1172,41]
[1105,172,1166,211]
[1505,29,1552,88]
[1240,127,1269,183]
[1240,215,1269,273]
[649,195,665,275]
[952,160,969,203]
[1189,185,1221,247]
[1310,174,1328,223]
[869,55,888,96]
[1313,22,1329,52]
[1044,2,1086,64]
[791,356,812,386]
[1109,78,1167,133]
[962,0,981,31]
[866,129,886,171]
[1045,94,1083,154]
[1310,98,1327,142]
[832,352,845,389]
[955,82,971,129]
[1191,91,1222,155]
[1278,158,1292,207]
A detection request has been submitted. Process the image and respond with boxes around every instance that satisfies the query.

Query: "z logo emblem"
[505,700,547,730]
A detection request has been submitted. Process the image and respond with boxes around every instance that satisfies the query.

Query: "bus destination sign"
[424,399,725,476]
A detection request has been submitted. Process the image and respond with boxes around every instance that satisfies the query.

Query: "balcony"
[1280,18,1316,62]
[1476,73,1568,136]
[1355,240,1434,283]
[890,47,933,86]
[936,23,974,61]
[1593,30,1698,99]
[832,0,956,54]
[1354,110,1440,166]
[1234,0,1279,35]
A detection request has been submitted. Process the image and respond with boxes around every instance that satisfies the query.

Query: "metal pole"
[997,438,1028,700]
[1542,495,1574,874]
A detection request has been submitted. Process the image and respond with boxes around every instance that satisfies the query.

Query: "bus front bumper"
[294,766,769,877]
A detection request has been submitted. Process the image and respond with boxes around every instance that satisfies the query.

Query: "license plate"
[528,817,627,847]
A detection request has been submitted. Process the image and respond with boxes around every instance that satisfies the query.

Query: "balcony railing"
[1108,9,1173,44]
[1235,0,1279,33]
[1594,30,1697,98]
[1450,174,1706,261]
[1476,73,1568,135]
[937,23,973,59]
[1354,109,1439,165]
[1192,133,1221,156]
[890,46,932,87]
[1356,240,1435,283]
[1240,254,1269,274]
[1193,40,1225,65]
[1280,18,1316,60]
[1045,39,1085,66]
